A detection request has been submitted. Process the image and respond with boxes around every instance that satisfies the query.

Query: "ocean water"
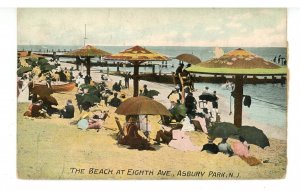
[194,82,287,129]
[18,45,287,129]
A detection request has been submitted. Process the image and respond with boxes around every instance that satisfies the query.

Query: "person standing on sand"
[124,72,131,89]
[142,84,149,97]
[84,74,92,85]
[175,63,184,90]
[212,90,219,119]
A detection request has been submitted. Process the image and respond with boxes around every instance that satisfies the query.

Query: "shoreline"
[18,61,287,140]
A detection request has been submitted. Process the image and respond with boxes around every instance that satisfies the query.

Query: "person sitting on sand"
[59,99,75,119]
[23,100,49,118]
[232,136,250,157]
[109,93,122,108]
[153,125,173,145]
[185,92,197,119]
[218,138,233,157]
[112,82,121,92]
[87,114,105,131]
[101,74,108,81]
[139,115,151,140]
[118,116,154,151]
[201,137,219,154]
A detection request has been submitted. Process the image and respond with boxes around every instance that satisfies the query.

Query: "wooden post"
[75,57,80,71]
[152,64,155,75]
[234,75,244,127]
[117,62,120,73]
[133,62,140,97]
[86,57,91,76]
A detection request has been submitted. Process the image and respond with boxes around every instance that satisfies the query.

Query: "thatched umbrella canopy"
[105,45,169,97]
[18,51,44,59]
[64,45,111,75]
[187,48,287,127]
[175,53,201,65]
[18,51,45,67]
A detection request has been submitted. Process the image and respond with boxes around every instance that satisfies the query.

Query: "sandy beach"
[16,62,287,180]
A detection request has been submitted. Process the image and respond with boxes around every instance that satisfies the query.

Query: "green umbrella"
[79,84,97,94]
[209,122,238,138]
[25,58,38,67]
[17,66,32,76]
[145,89,160,98]
[40,64,56,72]
[37,58,49,65]
[76,94,100,105]
[169,103,187,122]
[238,126,270,148]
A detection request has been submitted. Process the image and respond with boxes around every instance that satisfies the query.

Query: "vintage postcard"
[17,8,287,179]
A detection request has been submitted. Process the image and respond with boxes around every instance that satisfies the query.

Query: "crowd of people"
[18,60,258,165]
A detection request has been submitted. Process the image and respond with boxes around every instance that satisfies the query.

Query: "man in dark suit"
[60,99,75,118]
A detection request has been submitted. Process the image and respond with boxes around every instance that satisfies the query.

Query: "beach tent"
[175,53,201,65]
[187,48,287,127]
[105,45,169,97]
[64,45,111,76]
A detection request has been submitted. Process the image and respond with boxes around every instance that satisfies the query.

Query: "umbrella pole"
[234,75,244,127]
[76,57,80,71]
[86,57,91,76]
[133,62,140,97]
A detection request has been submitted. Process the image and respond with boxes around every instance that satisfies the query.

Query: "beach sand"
[17,63,287,179]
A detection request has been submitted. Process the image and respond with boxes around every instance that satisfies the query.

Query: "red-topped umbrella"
[105,45,169,96]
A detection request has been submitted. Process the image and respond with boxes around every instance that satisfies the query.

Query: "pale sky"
[17,8,287,47]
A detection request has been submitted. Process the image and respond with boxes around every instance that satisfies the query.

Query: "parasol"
[175,53,201,65]
[40,95,58,106]
[238,125,270,148]
[115,96,171,116]
[209,122,238,138]
[17,66,32,76]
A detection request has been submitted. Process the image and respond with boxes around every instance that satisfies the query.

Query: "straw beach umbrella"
[105,46,169,97]
[187,48,287,127]
[175,53,201,65]
[65,45,111,76]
